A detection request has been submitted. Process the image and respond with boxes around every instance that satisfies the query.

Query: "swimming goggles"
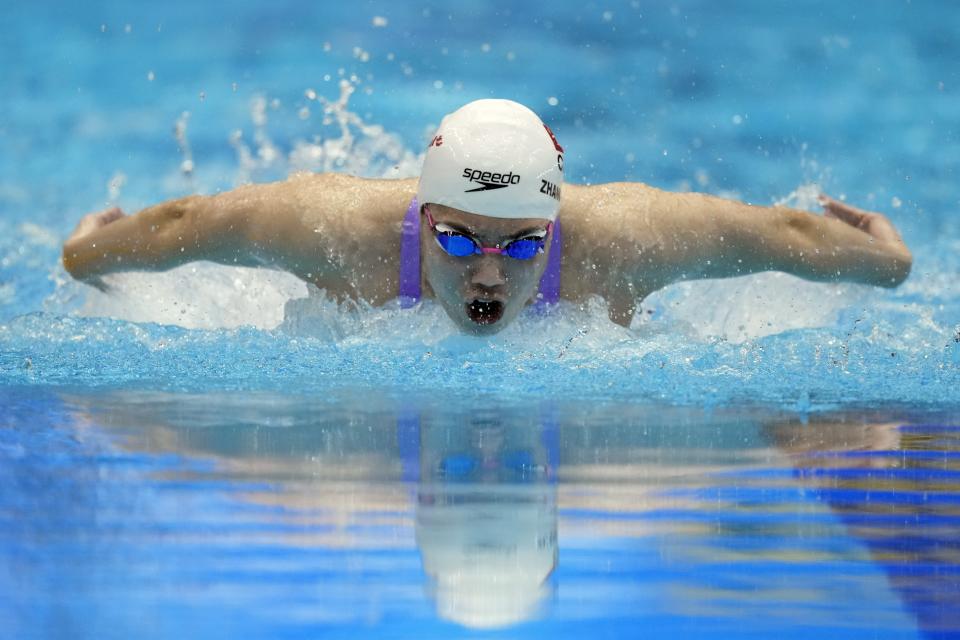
[423,205,551,260]
[439,449,542,482]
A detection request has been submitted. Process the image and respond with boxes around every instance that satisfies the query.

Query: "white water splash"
[642,275,873,343]
[230,79,421,185]
[72,264,306,330]
[173,111,194,177]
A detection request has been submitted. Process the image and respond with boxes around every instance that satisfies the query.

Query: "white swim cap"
[418,99,565,221]
[416,486,557,629]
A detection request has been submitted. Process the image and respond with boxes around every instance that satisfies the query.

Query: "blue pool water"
[2,1,959,637]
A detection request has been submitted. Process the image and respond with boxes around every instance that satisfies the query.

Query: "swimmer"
[62,99,912,334]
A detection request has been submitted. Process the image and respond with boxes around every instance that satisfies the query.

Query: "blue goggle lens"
[503,238,543,260]
[435,232,545,260]
[436,232,478,257]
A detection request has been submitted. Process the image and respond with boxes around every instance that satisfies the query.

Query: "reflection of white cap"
[418,99,565,221]
[416,487,557,629]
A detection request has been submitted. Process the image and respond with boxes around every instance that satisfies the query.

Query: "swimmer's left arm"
[703,193,912,287]
[618,187,913,289]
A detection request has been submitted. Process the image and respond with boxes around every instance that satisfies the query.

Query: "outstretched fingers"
[818,194,869,228]
[818,193,903,244]
[67,207,128,246]
[99,206,126,224]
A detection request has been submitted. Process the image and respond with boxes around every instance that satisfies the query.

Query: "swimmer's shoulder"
[276,173,417,302]
[560,181,663,240]
[283,172,417,230]
[270,172,417,239]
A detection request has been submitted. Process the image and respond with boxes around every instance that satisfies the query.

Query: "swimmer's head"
[418,100,564,334]
[418,99,564,221]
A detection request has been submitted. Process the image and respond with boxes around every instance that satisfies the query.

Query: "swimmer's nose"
[470,254,507,289]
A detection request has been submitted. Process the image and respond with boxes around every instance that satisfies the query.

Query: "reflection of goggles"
[424,205,551,260]
[439,449,541,481]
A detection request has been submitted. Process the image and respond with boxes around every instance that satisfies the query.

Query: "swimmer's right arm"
[63,174,415,283]
[62,191,264,284]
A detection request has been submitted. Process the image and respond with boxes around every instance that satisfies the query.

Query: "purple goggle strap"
[398,198,422,308]
[398,197,562,308]
[537,214,562,306]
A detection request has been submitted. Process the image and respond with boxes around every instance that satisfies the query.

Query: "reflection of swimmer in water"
[413,409,558,628]
[63,99,912,334]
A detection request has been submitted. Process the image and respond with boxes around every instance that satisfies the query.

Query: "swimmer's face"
[420,204,553,335]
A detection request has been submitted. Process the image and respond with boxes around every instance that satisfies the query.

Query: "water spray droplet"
[107,172,127,202]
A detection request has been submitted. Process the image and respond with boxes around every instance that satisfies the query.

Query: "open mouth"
[465,299,505,325]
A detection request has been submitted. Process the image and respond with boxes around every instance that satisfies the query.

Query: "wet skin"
[419,204,553,335]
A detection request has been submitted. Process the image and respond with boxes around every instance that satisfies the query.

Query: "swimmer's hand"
[815,192,912,286]
[63,207,127,290]
[67,206,127,245]
[818,194,905,246]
